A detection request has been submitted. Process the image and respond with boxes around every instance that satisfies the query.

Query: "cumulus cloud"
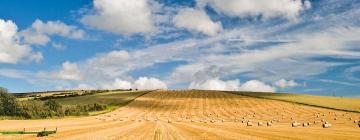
[189,78,240,91]
[76,77,167,90]
[189,78,275,92]
[274,79,299,88]
[0,19,43,64]
[100,78,132,89]
[87,50,129,67]
[76,84,96,90]
[81,0,155,35]
[197,0,311,20]
[20,19,85,45]
[239,80,276,92]
[133,77,167,90]
[38,61,82,81]
[173,8,222,36]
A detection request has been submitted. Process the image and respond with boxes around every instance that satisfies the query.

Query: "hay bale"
[267,122,272,126]
[292,122,301,127]
[168,119,172,123]
[354,120,358,123]
[303,123,308,127]
[247,122,253,126]
[334,118,337,120]
[323,123,332,128]
[258,122,263,126]
[349,117,353,120]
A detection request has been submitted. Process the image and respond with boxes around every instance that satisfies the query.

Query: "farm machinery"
[0,127,57,137]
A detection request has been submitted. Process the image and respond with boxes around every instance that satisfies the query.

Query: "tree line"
[0,87,106,119]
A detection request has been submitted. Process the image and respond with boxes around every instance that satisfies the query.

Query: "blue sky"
[0,0,359,97]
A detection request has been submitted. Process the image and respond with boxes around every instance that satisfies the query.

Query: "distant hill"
[227,91,360,113]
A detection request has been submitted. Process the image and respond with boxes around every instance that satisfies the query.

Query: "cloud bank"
[189,78,276,92]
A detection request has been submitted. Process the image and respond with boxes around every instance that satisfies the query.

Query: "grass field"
[54,90,151,106]
[227,91,360,113]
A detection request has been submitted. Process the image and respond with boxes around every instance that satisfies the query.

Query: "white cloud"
[173,8,222,36]
[38,61,82,81]
[101,78,132,89]
[0,19,43,64]
[274,79,299,88]
[0,69,30,79]
[133,77,167,90]
[76,84,96,90]
[20,19,85,45]
[189,78,240,91]
[81,0,155,35]
[188,78,275,92]
[52,42,67,50]
[197,0,310,20]
[88,50,129,68]
[239,80,276,92]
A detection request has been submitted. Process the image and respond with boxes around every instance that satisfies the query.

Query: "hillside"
[1,90,359,140]
[227,91,360,113]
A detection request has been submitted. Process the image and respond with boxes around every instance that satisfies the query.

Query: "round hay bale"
[334,118,337,120]
[247,122,253,126]
[258,122,263,126]
[292,122,300,127]
[267,122,272,126]
[303,123,308,127]
[323,123,332,128]
[168,120,172,123]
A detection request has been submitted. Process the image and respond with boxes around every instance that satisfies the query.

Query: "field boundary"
[88,90,155,116]
[225,91,360,113]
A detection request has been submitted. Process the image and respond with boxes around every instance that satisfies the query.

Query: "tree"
[0,87,19,116]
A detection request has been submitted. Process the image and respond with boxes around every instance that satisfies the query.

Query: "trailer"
[0,127,57,137]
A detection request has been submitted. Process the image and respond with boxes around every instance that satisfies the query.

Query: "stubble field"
[0,90,359,140]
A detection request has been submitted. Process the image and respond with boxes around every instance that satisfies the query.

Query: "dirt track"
[1,90,359,140]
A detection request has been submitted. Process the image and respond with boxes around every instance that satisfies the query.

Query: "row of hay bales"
[95,112,360,128]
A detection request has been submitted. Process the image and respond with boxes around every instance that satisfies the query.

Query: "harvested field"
[1,90,359,140]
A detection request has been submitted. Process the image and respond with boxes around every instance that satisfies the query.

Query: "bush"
[0,87,107,119]
[0,87,20,116]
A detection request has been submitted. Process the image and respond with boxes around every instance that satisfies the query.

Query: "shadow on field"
[126,99,182,109]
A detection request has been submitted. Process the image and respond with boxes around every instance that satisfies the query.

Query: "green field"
[54,90,151,106]
[227,91,360,113]
[51,90,152,115]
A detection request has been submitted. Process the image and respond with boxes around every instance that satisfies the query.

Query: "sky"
[0,0,359,97]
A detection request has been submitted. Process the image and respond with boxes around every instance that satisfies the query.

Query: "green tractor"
[0,127,57,137]
[36,128,57,137]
